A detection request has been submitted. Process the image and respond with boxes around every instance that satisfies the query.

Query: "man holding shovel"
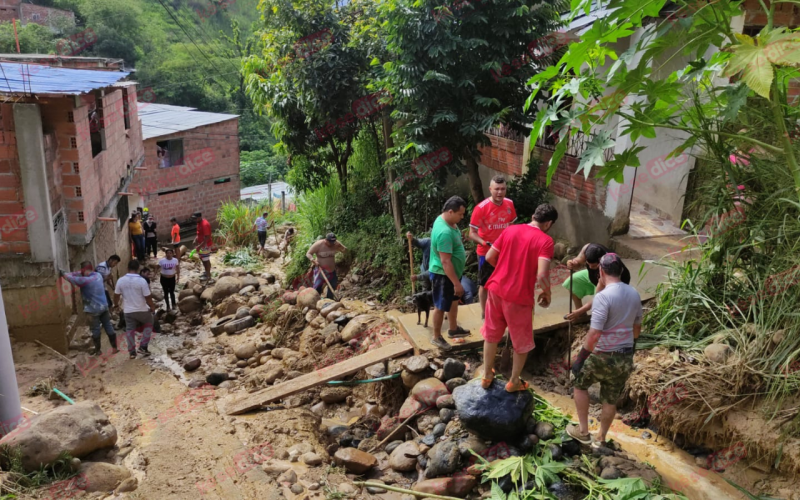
[307,233,347,299]
[479,204,557,392]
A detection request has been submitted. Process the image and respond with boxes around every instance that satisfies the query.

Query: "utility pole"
[0,282,23,437]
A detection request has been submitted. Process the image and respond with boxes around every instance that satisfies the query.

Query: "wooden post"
[12,20,20,54]
[281,191,286,214]
[407,233,416,295]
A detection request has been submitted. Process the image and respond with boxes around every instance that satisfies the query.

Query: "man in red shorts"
[192,212,213,281]
[480,204,558,392]
[469,175,517,318]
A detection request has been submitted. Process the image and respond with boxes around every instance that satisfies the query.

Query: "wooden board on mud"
[225,341,414,415]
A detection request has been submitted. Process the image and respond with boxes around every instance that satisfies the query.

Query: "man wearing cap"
[192,212,213,281]
[306,233,347,299]
[567,253,642,446]
[563,243,631,321]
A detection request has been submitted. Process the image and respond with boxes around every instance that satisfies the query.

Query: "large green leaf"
[723,41,773,99]
[578,130,614,178]
[547,138,568,185]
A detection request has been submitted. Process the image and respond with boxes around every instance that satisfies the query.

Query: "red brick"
[10,241,30,253]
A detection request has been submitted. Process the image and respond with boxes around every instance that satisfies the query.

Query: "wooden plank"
[225,341,413,415]
[385,309,420,355]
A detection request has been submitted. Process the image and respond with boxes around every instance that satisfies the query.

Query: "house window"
[31,13,40,21]
[214,178,231,184]
[68,111,74,123]
[77,211,84,222]
[73,162,79,174]
[89,101,105,158]
[75,187,82,198]
[70,137,77,148]
[158,187,189,196]
[156,139,184,168]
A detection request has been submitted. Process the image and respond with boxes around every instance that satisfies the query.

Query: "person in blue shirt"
[60,261,117,355]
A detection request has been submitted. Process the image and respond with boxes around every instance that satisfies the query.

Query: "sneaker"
[129,352,137,359]
[566,424,592,445]
[137,347,151,357]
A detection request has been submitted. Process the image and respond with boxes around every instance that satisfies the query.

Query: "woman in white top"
[158,248,180,310]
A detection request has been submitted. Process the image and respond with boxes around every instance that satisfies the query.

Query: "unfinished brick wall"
[0,103,28,255]
[742,0,800,27]
[477,135,524,177]
[131,118,240,240]
[19,3,74,27]
[533,147,607,211]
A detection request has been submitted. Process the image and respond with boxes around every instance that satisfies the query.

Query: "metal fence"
[534,128,615,163]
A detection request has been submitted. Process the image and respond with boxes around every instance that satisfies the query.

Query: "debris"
[34,340,76,367]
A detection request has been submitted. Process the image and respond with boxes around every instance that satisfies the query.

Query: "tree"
[243,0,373,193]
[378,0,566,204]
[527,0,800,204]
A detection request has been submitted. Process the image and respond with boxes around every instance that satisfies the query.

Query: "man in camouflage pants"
[567,253,642,446]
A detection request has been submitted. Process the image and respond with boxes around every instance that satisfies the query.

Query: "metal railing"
[535,128,615,163]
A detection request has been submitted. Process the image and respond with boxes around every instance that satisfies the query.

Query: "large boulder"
[200,288,214,302]
[178,288,195,301]
[297,288,322,310]
[79,462,132,492]
[452,378,534,441]
[0,402,116,472]
[178,296,202,314]
[211,276,243,303]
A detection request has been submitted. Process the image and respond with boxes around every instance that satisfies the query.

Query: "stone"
[183,358,201,372]
[206,372,229,386]
[262,273,277,284]
[365,480,387,494]
[242,275,260,288]
[436,395,455,409]
[271,347,300,360]
[445,378,467,392]
[235,343,257,360]
[301,452,323,466]
[340,314,375,342]
[385,441,404,454]
[388,441,419,472]
[264,246,281,258]
[338,483,357,494]
[178,296,202,314]
[600,466,624,479]
[320,301,343,318]
[316,298,335,310]
[238,285,255,295]
[79,462,131,492]
[0,402,117,472]
[414,476,477,497]
[333,448,377,474]
[403,355,430,373]
[439,408,454,424]
[277,468,297,484]
[553,242,568,261]
[235,306,251,319]
[772,329,786,345]
[421,434,436,447]
[281,291,298,305]
[432,423,446,439]
[457,436,487,458]
[297,288,322,309]
[223,316,255,334]
[453,378,534,441]
[115,477,138,493]
[401,369,424,390]
[305,310,319,323]
[178,288,195,300]
[441,358,466,381]
[248,296,264,307]
[425,440,461,478]
[704,343,732,364]
[434,368,445,380]
[534,422,555,441]
[261,461,292,474]
[334,314,352,327]
[290,483,304,494]
[200,288,214,302]
[396,378,449,422]
[320,387,351,404]
[365,362,386,378]
[257,340,275,352]
[211,276,243,303]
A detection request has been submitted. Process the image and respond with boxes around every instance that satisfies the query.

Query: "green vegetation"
[0,447,76,497]
[215,200,274,248]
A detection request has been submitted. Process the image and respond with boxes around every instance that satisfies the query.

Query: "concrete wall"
[131,118,241,240]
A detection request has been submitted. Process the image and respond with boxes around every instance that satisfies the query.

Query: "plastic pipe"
[0,282,23,436]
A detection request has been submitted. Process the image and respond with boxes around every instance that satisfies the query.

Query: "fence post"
[281,191,286,214]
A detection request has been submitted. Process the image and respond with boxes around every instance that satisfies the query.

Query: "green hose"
[325,373,401,386]
[52,388,75,405]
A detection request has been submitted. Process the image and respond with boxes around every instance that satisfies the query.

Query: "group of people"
[128,210,214,282]
[417,174,643,447]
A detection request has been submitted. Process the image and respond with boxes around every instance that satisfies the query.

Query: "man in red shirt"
[192,212,213,281]
[469,175,517,318]
[480,204,558,392]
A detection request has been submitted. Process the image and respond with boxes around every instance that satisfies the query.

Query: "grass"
[215,200,275,248]
[0,446,76,496]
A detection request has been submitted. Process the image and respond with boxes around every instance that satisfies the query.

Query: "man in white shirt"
[114,259,156,359]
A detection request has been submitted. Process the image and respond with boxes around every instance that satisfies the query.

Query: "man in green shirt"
[429,196,470,351]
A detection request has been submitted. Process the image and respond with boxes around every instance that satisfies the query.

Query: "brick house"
[0,61,145,353]
[0,0,74,27]
[131,104,240,241]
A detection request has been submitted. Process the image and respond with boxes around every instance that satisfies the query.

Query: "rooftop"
[139,104,239,140]
[0,61,130,95]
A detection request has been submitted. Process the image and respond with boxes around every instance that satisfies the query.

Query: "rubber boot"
[108,334,118,352]
[91,337,101,356]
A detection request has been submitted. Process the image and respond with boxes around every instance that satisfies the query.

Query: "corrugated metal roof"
[139,103,239,140]
[0,62,129,95]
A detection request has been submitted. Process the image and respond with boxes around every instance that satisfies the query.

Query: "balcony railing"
[535,128,615,163]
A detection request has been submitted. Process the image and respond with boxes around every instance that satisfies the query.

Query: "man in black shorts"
[564,243,631,321]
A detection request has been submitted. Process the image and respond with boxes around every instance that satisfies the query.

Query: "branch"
[624,116,784,154]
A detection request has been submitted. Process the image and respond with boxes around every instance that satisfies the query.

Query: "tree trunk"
[382,112,403,238]
[464,149,485,204]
